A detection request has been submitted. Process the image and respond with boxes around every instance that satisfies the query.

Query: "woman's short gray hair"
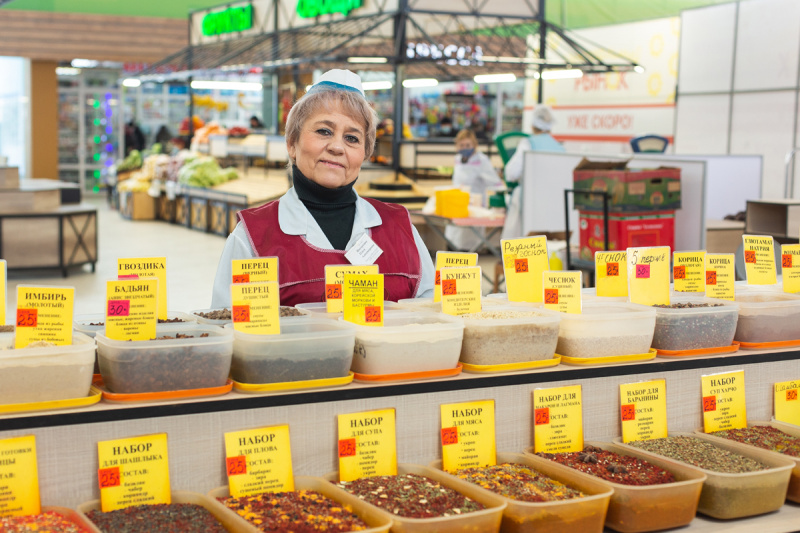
[285,89,378,164]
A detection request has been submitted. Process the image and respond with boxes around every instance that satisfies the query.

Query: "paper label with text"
[232,257,278,285]
[224,425,293,497]
[440,400,496,472]
[343,274,384,326]
[673,251,706,293]
[627,247,670,306]
[620,380,668,443]
[434,252,478,302]
[533,385,583,453]
[337,409,396,481]
[705,253,735,300]
[0,435,39,518]
[542,271,582,314]
[441,267,482,315]
[97,433,170,512]
[325,265,379,313]
[775,379,800,426]
[118,257,167,319]
[595,251,628,297]
[105,279,158,341]
[231,281,281,335]
[781,244,800,294]
[701,370,747,432]
[502,236,549,302]
[15,286,74,349]
[743,235,777,285]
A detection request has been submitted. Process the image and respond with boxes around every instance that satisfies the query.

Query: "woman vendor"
[211,69,435,307]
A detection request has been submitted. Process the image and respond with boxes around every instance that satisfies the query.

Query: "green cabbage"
[177,157,238,188]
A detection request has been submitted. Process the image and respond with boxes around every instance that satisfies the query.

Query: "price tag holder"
[230,282,280,335]
[532,385,583,453]
[501,236,549,303]
[434,252,478,303]
[781,244,800,294]
[627,246,670,306]
[15,286,74,349]
[673,251,706,293]
[619,380,668,443]
[97,433,170,512]
[705,253,735,300]
[701,370,747,433]
[542,271,582,314]
[224,424,293,497]
[232,257,279,285]
[439,400,496,472]
[342,274,384,326]
[440,266,482,315]
[0,260,6,325]
[118,257,168,320]
[742,235,777,285]
[104,279,158,341]
[337,409,396,481]
[325,265,379,313]
[0,435,40,517]
[595,251,627,297]
[775,379,800,426]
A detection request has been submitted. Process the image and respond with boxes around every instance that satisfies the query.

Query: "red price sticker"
[534,407,550,426]
[621,404,636,422]
[98,467,121,489]
[232,305,250,323]
[118,274,139,280]
[338,438,356,458]
[787,389,798,401]
[706,270,717,285]
[435,270,441,286]
[514,258,529,273]
[703,395,717,412]
[107,299,130,317]
[606,262,619,276]
[365,305,382,323]
[783,254,793,269]
[544,288,559,304]
[325,283,342,300]
[744,250,756,264]
[16,309,37,327]
[232,274,250,284]
[226,455,247,476]
[441,427,458,446]
[636,264,650,279]
[442,279,457,296]
[673,265,686,280]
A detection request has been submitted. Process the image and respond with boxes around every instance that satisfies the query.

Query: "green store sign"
[202,5,254,36]
[296,0,363,18]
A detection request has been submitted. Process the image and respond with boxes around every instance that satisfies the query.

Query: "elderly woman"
[212,70,434,307]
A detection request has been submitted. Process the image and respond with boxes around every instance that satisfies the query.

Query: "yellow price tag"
[501,236,549,302]
[627,247,670,306]
[0,435,39,518]
[532,385,584,453]
[325,265,379,313]
[440,266,482,315]
[231,282,281,335]
[619,380,668,443]
[231,257,278,284]
[705,253,735,300]
[342,274,384,326]
[774,380,800,426]
[440,400,496,472]
[743,235,777,285]
[118,257,168,320]
[97,433,170,512]
[224,425,294,497]
[701,370,747,433]
[781,244,800,294]
[542,271,582,314]
[595,251,628,297]
[14,286,74,349]
[0,260,6,325]
[673,251,706,293]
[105,279,158,341]
[337,409,397,481]
[434,252,478,302]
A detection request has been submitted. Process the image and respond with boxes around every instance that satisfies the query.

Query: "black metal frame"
[563,188,609,286]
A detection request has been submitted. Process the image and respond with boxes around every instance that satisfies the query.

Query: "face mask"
[459,148,475,162]
[441,126,452,134]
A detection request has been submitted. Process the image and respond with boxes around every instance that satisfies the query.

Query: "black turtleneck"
[292,165,357,250]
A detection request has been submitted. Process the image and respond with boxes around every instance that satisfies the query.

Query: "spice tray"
[556,302,655,358]
[656,342,740,357]
[77,491,248,533]
[461,355,561,374]
[397,297,502,313]
[524,442,705,533]
[695,420,800,503]
[560,349,656,366]
[353,363,462,382]
[0,331,95,404]
[95,325,233,394]
[324,463,506,533]
[734,287,800,343]
[430,452,612,533]
[229,317,354,384]
[233,372,354,393]
[651,294,739,351]
[296,300,403,319]
[74,311,197,337]
[23,506,97,532]
[349,312,463,374]
[613,432,794,519]
[0,384,102,414]
[93,376,233,403]
[192,306,310,326]
[739,338,800,349]
[206,477,392,532]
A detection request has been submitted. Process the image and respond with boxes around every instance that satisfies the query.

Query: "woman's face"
[288,102,366,188]
[456,138,476,152]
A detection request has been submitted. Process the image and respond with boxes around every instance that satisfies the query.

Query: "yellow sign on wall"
[775,379,800,426]
[0,435,39,518]
[532,385,583,453]
[619,380,668,443]
[337,409,396,481]
[701,370,747,433]
[97,433,170,512]
[440,400,496,472]
[224,425,293,497]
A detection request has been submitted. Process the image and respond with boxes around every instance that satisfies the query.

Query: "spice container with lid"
[396,297,502,313]
[74,311,197,337]
[733,286,800,343]
[297,300,403,319]
[524,442,705,532]
[615,432,794,519]
[556,302,655,358]
[192,306,310,326]
[430,452,612,533]
[651,295,739,351]
[95,325,233,394]
[230,317,354,384]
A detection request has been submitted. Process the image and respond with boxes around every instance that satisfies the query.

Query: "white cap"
[306,69,365,98]
[532,105,555,131]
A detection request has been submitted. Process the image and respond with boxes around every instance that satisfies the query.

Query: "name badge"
[345,233,383,265]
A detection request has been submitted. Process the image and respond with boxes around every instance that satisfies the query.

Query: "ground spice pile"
[86,503,226,533]
[710,425,800,457]
[335,473,484,518]
[219,490,368,532]
[537,445,676,486]
[0,511,84,532]
[628,436,768,473]
[455,462,584,501]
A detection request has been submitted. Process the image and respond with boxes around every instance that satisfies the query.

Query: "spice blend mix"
[537,445,676,485]
[85,503,227,533]
[454,462,585,501]
[0,511,85,533]
[628,436,768,473]
[710,425,800,457]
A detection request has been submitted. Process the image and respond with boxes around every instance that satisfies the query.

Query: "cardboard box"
[573,158,681,212]
[0,166,20,189]
[119,191,156,220]
[578,210,675,260]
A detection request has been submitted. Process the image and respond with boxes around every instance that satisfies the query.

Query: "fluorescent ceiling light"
[536,69,583,80]
[402,78,438,88]
[348,57,388,64]
[71,58,98,68]
[474,73,516,84]
[634,65,645,74]
[190,80,263,91]
[56,67,81,76]
[122,78,141,87]
[362,80,393,91]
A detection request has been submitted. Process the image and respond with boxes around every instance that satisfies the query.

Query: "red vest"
[238,197,422,306]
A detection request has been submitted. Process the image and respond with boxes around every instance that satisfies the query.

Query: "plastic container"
[74,311,197,337]
[349,312,463,374]
[206,477,392,533]
[614,432,794,519]
[556,302,656,358]
[192,306,310,326]
[296,300,403,320]
[580,287,627,303]
[397,297,502,313]
[523,442,705,533]
[734,287,800,343]
[95,325,233,394]
[651,295,739,351]
[457,306,561,365]
[230,317,355,384]
[430,452,612,533]
[0,332,95,404]
[324,463,506,533]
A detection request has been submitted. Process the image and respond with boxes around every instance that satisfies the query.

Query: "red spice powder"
[0,511,86,533]
[537,446,676,486]
[711,425,800,458]
[86,503,226,533]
